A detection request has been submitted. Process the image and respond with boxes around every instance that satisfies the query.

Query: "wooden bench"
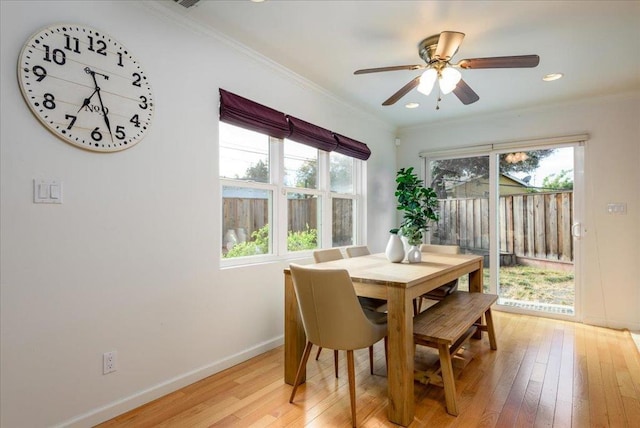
[413,291,498,416]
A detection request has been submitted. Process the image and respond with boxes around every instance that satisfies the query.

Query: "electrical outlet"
[103,351,117,374]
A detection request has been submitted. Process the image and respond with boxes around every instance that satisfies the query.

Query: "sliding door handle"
[571,222,582,238]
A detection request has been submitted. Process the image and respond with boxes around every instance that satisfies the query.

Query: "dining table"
[283,251,484,426]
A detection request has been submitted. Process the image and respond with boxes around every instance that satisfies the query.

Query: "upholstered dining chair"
[343,245,387,310]
[312,248,385,375]
[345,245,370,258]
[344,245,388,371]
[313,247,343,263]
[415,244,461,314]
[288,264,388,427]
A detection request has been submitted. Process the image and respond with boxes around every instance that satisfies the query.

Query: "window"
[330,152,356,246]
[220,123,366,264]
[219,123,269,183]
[284,139,320,252]
[220,123,274,260]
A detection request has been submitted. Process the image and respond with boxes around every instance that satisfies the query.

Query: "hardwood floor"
[97,312,640,427]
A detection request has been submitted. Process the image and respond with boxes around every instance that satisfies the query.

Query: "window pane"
[332,197,354,247]
[219,122,270,183]
[429,156,490,251]
[330,152,354,193]
[222,186,271,258]
[284,139,318,189]
[287,193,319,252]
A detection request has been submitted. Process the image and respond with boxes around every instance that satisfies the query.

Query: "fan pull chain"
[436,87,442,110]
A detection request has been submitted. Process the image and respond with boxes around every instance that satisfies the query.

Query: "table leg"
[469,261,483,339]
[284,272,306,385]
[386,286,414,426]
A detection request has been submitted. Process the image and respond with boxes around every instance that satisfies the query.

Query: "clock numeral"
[32,65,47,82]
[130,114,140,128]
[132,72,142,87]
[43,93,56,110]
[64,34,81,53]
[117,52,124,67]
[115,126,126,140]
[87,36,107,56]
[65,114,77,130]
[43,45,66,65]
[91,127,103,141]
[139,96,148,110]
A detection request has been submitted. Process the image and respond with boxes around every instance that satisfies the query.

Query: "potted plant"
[394,167,439,262]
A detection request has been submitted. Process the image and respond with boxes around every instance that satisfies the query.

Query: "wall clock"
[17,24,154,152]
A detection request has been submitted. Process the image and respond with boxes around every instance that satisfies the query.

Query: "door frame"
[422,134,587,321]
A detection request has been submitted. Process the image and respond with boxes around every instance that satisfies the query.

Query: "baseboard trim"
[55,336,284,428]
[582,316,640,331]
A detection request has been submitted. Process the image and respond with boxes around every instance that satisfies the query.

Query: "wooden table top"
[285,252,482,289]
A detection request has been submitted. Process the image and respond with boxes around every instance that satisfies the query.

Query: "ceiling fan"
[354,31,540,107]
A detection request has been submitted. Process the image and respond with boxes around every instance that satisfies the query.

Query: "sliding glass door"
[426,140,584,320]
[496,146,578,317]
[429,155,491,293]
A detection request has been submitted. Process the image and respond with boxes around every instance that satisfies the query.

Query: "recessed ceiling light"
[543,73,564,82]
[250,0,266,2]
[405,102,420,109]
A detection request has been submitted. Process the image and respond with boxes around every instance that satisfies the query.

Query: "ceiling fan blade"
[434,31,465,60]
[458,55,540,69]
[452,79,480,105]
[382,75,421,106]
[354,64,425,75]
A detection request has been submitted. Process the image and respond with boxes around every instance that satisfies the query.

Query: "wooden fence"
[222,197,269,238]
[224,192,573,262]
[432,191,573,262]
[223,197,353,245]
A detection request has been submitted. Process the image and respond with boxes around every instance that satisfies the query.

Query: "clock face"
[18,24,154,152]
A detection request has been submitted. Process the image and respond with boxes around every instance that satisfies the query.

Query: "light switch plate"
[33,179,62,204]
[606,203,626,215]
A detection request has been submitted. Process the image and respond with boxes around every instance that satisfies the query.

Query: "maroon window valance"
[333,134,371,160]
[219,89,290,139]
[287,116,338,152]
[219,89,371,160]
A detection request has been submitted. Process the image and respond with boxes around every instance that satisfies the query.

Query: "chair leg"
[417,296,423,314]
[384,336,389,376]
[369,345,374,375]
[317,347,340,378]
[289,341,314,403]
[413,298,419,316]
[346,350,357,427]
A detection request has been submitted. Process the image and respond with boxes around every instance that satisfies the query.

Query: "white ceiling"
[160,0,640,128]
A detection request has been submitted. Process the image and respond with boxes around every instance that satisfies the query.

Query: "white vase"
[235,228,247,243]
[400,235,410,262]
[407,245,422,263]
[225,229,238,250]
[385,233,405,263]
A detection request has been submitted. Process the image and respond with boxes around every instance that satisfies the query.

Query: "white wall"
[0,1,397,426]
[398,92,640,331]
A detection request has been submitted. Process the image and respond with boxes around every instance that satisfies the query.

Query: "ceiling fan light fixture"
[405,102,420,109]
[543,72,564,82]
[438,67,462,94]
[417,68,437,95]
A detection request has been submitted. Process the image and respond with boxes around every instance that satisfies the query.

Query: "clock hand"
[77,88,97,113]
[86,68,114,142]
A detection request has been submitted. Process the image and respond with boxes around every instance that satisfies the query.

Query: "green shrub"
[223,225,269,258]
[287,226,317,252]
[223,224,318,258]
